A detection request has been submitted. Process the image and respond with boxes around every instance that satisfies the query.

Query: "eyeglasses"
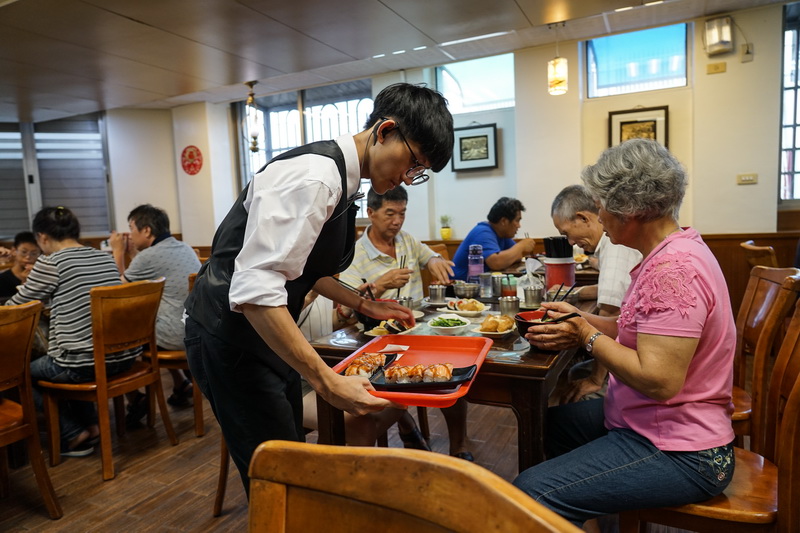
[394,127,430,186]
[17,250,40,259]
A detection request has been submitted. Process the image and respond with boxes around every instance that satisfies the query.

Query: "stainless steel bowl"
[454,283,480,298]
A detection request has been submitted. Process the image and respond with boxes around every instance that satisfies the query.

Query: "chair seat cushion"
[660,448,776,524]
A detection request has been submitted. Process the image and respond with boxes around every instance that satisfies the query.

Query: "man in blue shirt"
[452,197,536,279]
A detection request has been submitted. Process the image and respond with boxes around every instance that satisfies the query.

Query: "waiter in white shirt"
[184,83,454,493]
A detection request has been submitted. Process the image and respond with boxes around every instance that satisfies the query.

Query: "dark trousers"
[184,316,304,496]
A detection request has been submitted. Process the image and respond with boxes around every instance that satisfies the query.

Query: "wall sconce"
[548,22,567,96]
[244,81,261,152]
[705,16,734,56]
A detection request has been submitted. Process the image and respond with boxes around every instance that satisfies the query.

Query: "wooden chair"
[0,301,62,519]
[731,267,800,448]
[421,243,450,298]
[248,440,580,533]
[38,278,178,480]
[619,295,800,533]
[143,273,204,437]
[741,240,779,268]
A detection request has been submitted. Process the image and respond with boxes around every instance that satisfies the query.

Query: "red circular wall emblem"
[181,145,203,175]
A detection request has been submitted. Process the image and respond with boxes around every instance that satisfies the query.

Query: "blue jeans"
[513,399,734,527]
[30,356,135,444]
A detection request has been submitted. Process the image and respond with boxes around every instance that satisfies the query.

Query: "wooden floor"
[0,372,521,532]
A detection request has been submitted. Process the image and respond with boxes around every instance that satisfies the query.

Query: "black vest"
[185,141,358,376]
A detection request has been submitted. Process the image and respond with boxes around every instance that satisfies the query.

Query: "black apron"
[185,140,359,377]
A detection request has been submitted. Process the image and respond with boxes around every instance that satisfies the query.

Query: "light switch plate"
[737,173,758,185]
[707,62,727,74]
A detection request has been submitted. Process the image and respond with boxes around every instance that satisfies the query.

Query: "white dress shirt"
[228,135,362,311]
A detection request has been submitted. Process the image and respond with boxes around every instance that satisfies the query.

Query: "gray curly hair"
[581,139,686,222]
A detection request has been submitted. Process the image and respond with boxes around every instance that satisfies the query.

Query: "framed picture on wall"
[452,124,498,171]
[608,106,668,148]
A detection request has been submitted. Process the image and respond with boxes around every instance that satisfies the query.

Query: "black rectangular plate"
[370,364,477,391]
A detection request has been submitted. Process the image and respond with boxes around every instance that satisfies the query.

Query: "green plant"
[440,215,452,228]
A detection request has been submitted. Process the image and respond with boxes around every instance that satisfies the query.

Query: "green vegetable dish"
[430,317,468,327]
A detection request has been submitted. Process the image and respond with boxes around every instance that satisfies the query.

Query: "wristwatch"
[585,331,604,353]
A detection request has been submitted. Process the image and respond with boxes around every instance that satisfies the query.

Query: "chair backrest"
[248,440,580,533]
[90,278,165,382]
[422,244,451,298]
[736,268,800,453]
[0,301,42,393]
[762,297,800,462]
[776,366,800,532]
[741,240,779,268]
[733,266,800,389]
[188,272,197,292]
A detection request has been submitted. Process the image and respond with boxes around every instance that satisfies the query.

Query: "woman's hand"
[524,301,592,351]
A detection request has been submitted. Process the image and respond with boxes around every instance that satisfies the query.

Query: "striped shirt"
[7,246,140,368]
[339,228,438,301]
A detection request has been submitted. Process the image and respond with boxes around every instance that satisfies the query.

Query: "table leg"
[510,380,548,471]
[315,395,346,445]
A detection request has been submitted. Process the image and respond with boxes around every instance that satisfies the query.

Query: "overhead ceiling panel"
[385,0,533,45]
[82,0,356,73]
[240,0,437,60]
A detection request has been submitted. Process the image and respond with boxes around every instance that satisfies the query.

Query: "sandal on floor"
[452,451,475,462]
[167,379,193,407]
[399,426,431,451]
[125,392,148,428]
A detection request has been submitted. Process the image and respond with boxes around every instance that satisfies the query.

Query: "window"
[781,3,800,201]
[0,113,110,239]
[437,54,515,113]
[239,80,373,217]
[586,24,688,98]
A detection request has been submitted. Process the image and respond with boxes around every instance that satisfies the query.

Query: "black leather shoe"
[452,451,475,462]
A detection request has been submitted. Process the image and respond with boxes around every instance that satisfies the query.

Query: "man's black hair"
[367,186,408,211]
[14,231,37,248]
[364,83,454,173]
[128,204,170,236]
[487,197,525,224]
[32,206,80,241]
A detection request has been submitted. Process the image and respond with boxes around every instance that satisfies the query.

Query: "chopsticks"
[362,277,376,300]
[396,255,406,299]
[551,283,564,302]
[545,312,581,323]
[559,285,576,302]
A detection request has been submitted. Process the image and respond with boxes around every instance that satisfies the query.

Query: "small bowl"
[428,314,470,336]
[453,282,480,298]
[355,299,396,330]
[514,309,547,338]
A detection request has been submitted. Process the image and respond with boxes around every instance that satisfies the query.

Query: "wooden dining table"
[312,300,597,472]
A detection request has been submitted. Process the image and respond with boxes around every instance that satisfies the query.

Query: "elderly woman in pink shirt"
[513,139,735,528]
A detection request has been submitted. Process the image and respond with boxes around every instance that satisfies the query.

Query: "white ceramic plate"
[412,310,424,320]
[472,326,515,338]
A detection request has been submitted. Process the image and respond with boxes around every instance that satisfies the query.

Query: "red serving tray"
[332,334,492,408]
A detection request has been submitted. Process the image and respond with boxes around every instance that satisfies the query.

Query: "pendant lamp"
[548,22,567,96]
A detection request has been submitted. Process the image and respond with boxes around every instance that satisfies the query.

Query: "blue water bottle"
[467,244,484,284]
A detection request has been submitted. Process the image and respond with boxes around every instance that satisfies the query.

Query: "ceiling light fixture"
[244,81,260,153]
[547,22,567,96]
[439,31,511,47]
